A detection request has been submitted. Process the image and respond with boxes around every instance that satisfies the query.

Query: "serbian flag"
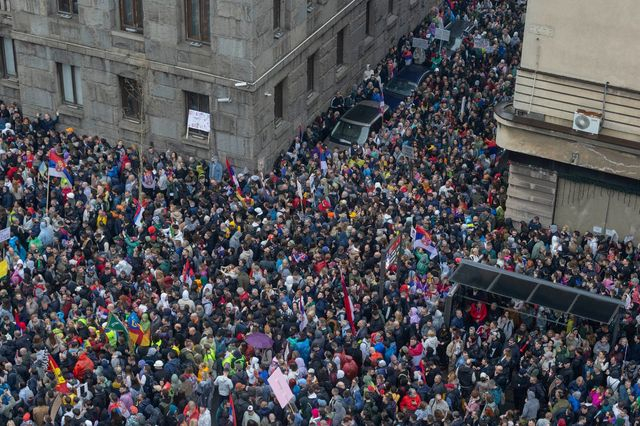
[229,394,238,426]
[97,306,109,322]
[181,259,195,285]
[133,199,145,227]
[48,355,70,394]
[341,274,356,333]
[225,158,242,196]
[411,225,431,250]
[48,151,73,184]
[127,312,144,346]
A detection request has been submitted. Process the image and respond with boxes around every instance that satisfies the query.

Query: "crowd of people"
[0,0,638,425]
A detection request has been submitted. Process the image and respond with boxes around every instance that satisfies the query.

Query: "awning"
[449,259,624,324]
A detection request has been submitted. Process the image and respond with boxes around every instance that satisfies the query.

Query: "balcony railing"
[0,0,10,13]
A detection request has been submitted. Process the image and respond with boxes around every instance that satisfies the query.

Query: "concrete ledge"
[58,104,84,119]
[386,14,398,29]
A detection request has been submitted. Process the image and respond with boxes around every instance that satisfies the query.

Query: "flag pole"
[45,170,51,215]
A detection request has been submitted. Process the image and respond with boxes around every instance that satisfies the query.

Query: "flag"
[48,151,73,184]
[48,355,70,394]
[106,313,129,344]
[0,259,7,279]
[97,306,109,322]
[38,160,47,177]
[181,259,195,285]
[127,312,144,346]
[229,394,238,426]
[379,90,386,115]
[341,274,356,333]
[225,158,242,196]
[14,310,26,331]
[140,326,151,347]
[412,225,431,250]
[298,297,308,331]
[133,199,145,227]
[296,180,304,200]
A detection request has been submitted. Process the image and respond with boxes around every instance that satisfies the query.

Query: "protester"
[0,1,638,425]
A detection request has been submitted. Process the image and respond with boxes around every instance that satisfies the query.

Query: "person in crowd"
[0,1,638,425]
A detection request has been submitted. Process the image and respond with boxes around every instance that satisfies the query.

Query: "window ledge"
[306,91,319,107]
[362,35,374,50]
[58,105,83,119]
[119,118,143,133]
[274,30,285,40]
[186,40,210,48]
[274,120,290,138]
[335,65,348,82]
[0,78,19,90]
[386,14,398,29]
[183,135,209,149]
[56,12,76,20]
[111,30,144,41]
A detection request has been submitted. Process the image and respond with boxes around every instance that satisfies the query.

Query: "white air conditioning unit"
[572,110,602,135]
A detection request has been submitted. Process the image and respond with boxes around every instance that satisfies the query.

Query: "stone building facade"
[0,0,431,169]
[495,0,640,238]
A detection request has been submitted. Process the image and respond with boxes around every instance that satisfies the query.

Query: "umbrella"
[245,332,274,349]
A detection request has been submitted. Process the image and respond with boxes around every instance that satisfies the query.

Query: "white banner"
[0,227,9,243]
[187,109,211,132]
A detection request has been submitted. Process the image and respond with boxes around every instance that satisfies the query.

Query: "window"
[274,80,284,124]
[0,37,17,78]
[58,63,83,105]
[185,91,210,136]
[186,0,210,42]
[58,0,78,14]
[388,0,394,14]
[273,0,281,30]
[336,28,345,66]
[119,77,142,120]
[365,1,372,36]
[120,0,143,32]
[306,54,316,93]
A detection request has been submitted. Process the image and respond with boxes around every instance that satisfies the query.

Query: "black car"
[383,64,431,110]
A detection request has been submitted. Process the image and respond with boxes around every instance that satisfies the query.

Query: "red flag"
[229,394,237,426]
[48,355,70,394]
[341,274,356,333]
[182,259,194,284]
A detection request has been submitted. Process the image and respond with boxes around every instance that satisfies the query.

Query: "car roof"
[395,64,430,81]
[341,101,382,125]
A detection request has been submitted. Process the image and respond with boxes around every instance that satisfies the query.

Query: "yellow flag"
[0,260,7,278]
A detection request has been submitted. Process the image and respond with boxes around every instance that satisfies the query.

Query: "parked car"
[328,100,388,150]
[383,64,431,110]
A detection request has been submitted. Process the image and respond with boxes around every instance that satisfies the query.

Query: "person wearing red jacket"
[399,388,422,412]
[469,301,487,324]
[408,336,424,367]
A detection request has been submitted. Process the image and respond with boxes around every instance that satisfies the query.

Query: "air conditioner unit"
[572,110,602,135]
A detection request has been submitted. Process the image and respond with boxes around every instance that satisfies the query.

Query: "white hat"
[247,405,254,411]
[154,360,164,368]
[254,207,264,216]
